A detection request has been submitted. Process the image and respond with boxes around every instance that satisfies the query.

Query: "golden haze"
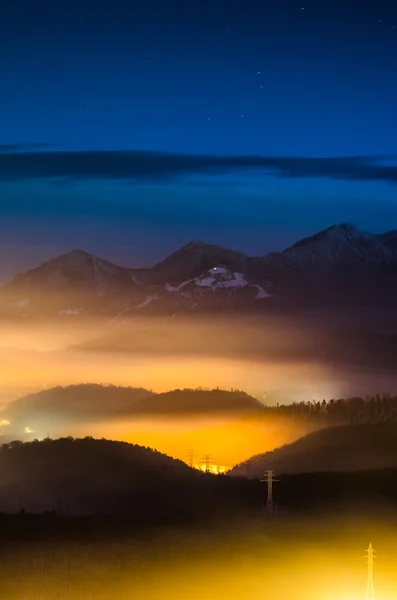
[2,314,397,465]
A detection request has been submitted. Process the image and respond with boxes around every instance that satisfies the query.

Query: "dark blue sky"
[0,0,396,279]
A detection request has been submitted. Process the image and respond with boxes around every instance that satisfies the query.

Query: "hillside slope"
[229,423,397,477]
[0,438,262,521]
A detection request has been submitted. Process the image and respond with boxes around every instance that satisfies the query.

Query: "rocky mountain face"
[1,223,397,318]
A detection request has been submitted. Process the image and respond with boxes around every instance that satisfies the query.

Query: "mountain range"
[1,223,397,318]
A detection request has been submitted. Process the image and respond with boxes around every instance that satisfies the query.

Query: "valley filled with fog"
[1,311,397,467]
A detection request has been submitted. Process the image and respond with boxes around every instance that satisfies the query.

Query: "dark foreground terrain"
[0,438,397,598]
[1,510,397,600]
[3,437,397,518]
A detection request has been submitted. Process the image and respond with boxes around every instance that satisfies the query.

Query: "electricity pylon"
[201,454,215,473]
[186,450,196,468]
[365,543,376,600]
[260,470,279,513]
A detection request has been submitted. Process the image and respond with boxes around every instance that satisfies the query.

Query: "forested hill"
[230,423,397,477]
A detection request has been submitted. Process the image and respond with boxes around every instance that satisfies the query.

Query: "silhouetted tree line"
[154,389,397,427]
[268,394,397,425]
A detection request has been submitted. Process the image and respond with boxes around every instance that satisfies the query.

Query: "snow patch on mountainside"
[165,281,192,292]
[163,266,273,301]
[107,306,132,326]
[194,267,247,289]
[59,308,85,316]
[254,285,272,299]
[12,299,29,308]
[136,294,159,309]
[165,266,249,292]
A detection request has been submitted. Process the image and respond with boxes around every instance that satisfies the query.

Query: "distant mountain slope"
[283,223,395,270]
[378,229,397,250]
[0,250,147,317]
[230,423,397,477]
[145,240,249,285]
[254,223,397,302]
[4,250,137,294]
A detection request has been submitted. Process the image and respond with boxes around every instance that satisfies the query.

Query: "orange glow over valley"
[75,414,316,466]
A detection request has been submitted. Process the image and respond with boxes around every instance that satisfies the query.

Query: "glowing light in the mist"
[193,464,230,474]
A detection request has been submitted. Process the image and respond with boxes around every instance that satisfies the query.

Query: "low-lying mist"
[1,312,397,402]
[76,413,314,468]
[1,311,397,465]
[1,513,397,600]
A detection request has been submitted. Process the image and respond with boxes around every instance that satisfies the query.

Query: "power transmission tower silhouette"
[365,543,376,600]
[260,470,279,513]
[201,454,215,473]
[186,450,196,468]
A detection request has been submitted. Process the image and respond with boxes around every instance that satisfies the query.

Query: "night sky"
[0,0,396,281]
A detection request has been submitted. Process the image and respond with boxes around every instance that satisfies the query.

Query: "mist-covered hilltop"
[3,384,397,436]
[0,385,264,436]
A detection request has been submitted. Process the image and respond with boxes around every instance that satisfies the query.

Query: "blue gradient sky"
[0,0,396,280]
